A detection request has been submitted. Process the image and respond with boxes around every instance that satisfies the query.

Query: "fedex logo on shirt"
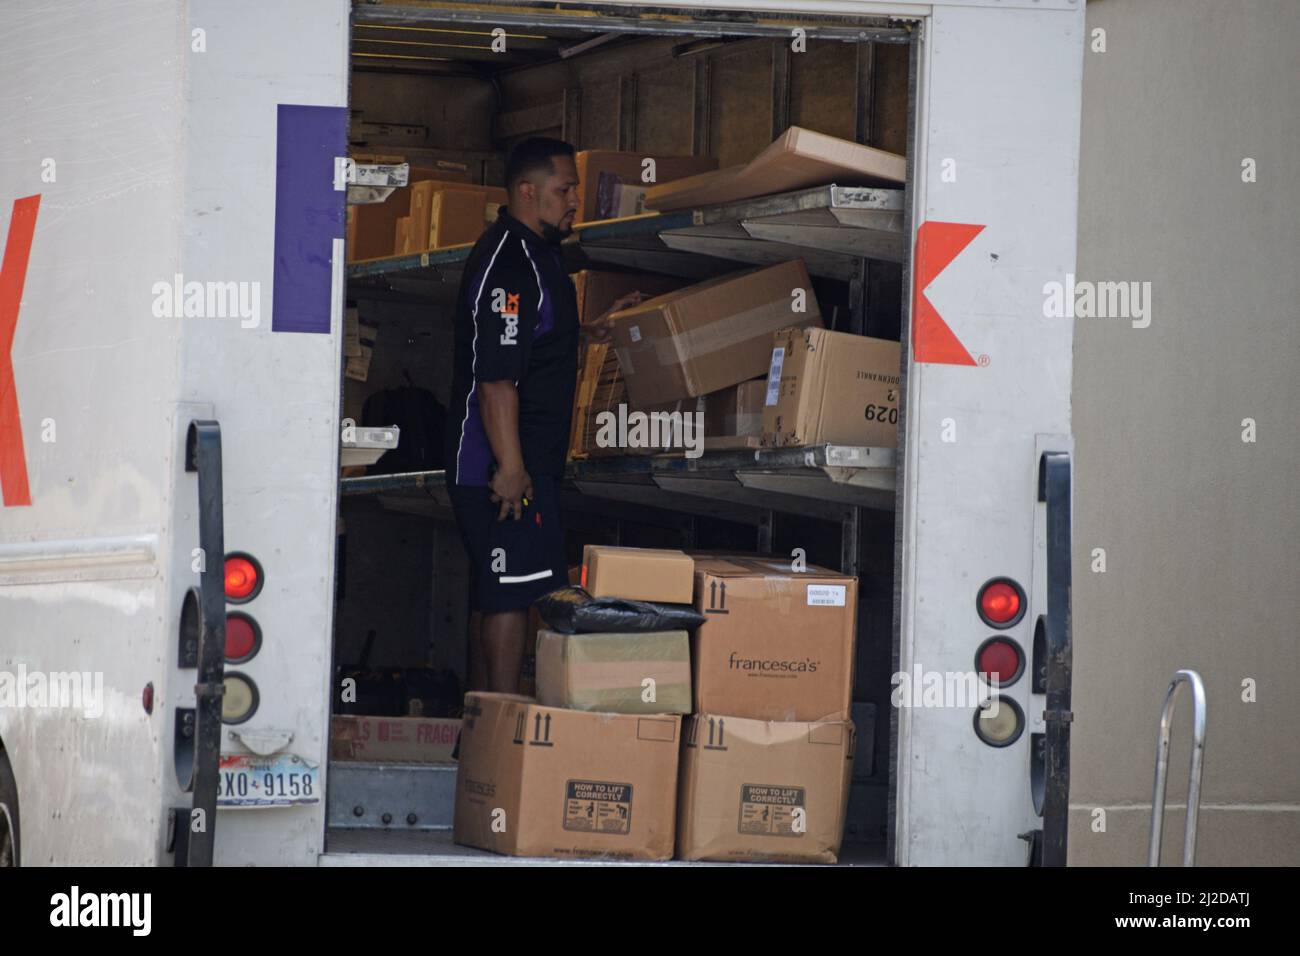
[492,287,520,346]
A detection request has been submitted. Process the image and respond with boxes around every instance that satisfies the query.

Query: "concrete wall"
[1070,0,1300,865]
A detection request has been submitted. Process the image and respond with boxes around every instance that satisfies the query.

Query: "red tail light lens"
[225,613,262,663]
[977,578,1025,628]
[976,636,1025,686]
[224,553,263,603]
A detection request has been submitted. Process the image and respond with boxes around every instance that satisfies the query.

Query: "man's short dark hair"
[505,137,576,192]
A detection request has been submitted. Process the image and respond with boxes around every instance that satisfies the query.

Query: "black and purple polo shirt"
[444,206,579,487]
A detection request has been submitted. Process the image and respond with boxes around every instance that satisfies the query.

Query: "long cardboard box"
[575,151,718,223]
[582,545,695,603]
[762,328,901,448]
[453,693,681,860]
[677,714,855,863]
[644,126,906,212]
[535,629,692,714]
[329,715,461,763]
[692,554,857,722]
[608,260,823,407]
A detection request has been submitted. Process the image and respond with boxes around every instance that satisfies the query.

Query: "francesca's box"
[676,714,855,863]
[575,150,718,223]
[535,629,692,714]
[582,545,695,604]
[453,693,681,860]
[692,554,857,722]
[609,260,823,407]
[762,327,902,448]
[329,715,461,763]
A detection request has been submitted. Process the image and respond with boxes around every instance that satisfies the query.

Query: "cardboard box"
[535,629,692,714]
[582,545,695,604]
[393,216,413,256]
[704,378,767,438]
[572,270,687,326]
[692,554,857,722]
[762,328,901,448]
[329,715,461,763]
[453,693,681,860]
[609,260,823,407]
[644,126,906,212]
[575,150,718,223]
[676,714,855,863]
[350,173,506,260]
[430,187,490,248]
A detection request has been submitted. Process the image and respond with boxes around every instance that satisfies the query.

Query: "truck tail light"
[221,672,259,724]
[224,552,263,603]
[977,578,1025,628]
[974,695,1024,747]
[976,636,1025,686]
[225,613,262,663]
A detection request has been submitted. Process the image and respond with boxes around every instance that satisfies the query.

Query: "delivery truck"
[0,0,1082,866]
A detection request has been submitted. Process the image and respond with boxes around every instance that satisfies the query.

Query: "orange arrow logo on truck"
[912,221,985,365]
[1,195,40,507]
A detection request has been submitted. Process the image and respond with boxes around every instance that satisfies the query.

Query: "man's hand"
[489,465,533,521]
[583,291,646,344]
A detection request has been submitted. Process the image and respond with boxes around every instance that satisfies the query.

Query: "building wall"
[1070,0,1300,865]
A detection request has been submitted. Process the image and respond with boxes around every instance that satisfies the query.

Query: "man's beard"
[540,219,571,244]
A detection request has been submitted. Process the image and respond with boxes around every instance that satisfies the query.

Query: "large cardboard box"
[453,693,681,860]
[762,328,901,448]
[582,545,695,603]
[676,714,855,863]
[535,629,692,714]
[609,260,823,407]
[705,378,767,438]
[644,126,905,212]
[692,554,857,722]
[574,150,718,223]
[329,715,461,763]
[572,270,687,326]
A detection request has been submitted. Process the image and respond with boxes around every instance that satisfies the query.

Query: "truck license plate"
[217,753,320,808]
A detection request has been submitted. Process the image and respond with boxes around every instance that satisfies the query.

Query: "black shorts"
[448,474,567,613]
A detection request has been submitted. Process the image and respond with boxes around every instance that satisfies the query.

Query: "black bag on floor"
[534,585,706,634]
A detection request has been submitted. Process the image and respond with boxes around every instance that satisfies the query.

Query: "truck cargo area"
[327,4,914,866]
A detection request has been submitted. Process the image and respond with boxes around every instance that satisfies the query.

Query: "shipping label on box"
[677,714,855,863]
[691,554,857,722]
[453,693,680,860]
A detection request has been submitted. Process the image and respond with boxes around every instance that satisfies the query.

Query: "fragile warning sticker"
[738,784,805,837]
[563,780,633,834]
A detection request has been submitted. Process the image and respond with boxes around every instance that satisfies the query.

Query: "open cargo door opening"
[326,0,918,866]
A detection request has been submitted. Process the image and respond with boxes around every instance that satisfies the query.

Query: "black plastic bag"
[535,586,706,634]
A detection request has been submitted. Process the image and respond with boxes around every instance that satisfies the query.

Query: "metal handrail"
[1147,670,1207,866]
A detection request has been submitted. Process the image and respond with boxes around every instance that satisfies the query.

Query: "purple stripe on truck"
[272,104,347,333]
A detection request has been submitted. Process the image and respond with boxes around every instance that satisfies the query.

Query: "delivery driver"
[445,137,643,693]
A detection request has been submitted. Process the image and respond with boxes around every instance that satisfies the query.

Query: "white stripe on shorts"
[498,569,554,585]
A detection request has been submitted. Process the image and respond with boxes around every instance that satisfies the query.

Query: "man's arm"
[478,380,531,521]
